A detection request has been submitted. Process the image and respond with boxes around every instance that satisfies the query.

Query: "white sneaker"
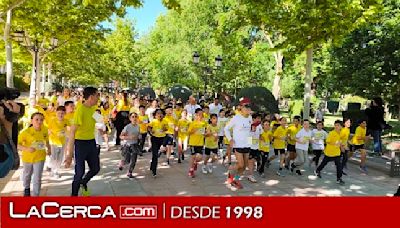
[202,166,208,174]
[207,165,213,173]
[248,175,257,183]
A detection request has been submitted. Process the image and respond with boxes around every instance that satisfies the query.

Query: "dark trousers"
[139,133,147,152]
[258,152,269,174]
[72,140,100,196]
[341,150,349,170]
[316,155,342,180]
[312,150,323,166]
[115,111,129,145]
[122,144,140,173]
[150,136,164,175]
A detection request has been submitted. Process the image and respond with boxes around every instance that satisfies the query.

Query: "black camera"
[0,87,20,100]
[0,87,23,123]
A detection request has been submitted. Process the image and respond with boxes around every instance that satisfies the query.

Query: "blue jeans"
[371,130,382,154]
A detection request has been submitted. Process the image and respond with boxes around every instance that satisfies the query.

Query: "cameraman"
[0,98,22,178]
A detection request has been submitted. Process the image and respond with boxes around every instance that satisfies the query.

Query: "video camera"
[0,87,24,123]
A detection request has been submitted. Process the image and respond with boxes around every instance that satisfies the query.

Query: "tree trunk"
[41,62,46,93]
[303,47,313,120]
[47,62,52,91]
[29,49,40,107]
[272,51,283,100]
[4,9,14,88]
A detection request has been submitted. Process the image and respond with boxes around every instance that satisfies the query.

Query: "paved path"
[1,146,399,196]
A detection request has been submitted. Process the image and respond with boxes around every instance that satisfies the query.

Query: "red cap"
[239,97,251,106]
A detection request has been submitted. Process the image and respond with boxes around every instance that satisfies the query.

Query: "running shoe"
[231,180,243,189]
[290,163,296,173]
[80,184,91,197]
[178,158,182,164]
[202,166,208,174]
[296,170,302,176]
[127,173,134,178]
[226,173,233,184]
[314,170,322,178]
[207,165,213,174]
[360,166,368,174]
[259,172,266,178]
[24,188,30,197]
[247,175,257,183]
[188,169,195,178]
[336,179,345,185]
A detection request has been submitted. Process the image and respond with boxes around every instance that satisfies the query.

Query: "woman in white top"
[291,119,312,175]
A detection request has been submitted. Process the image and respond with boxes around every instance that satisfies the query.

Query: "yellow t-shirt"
[287,124,301,145]
[138,114,149,134]
[18,126,49,163]
[64,112,75,127]
[38,98,50,108]
[44,109,56,126]
[163,115,176,135]
[325,130,341,157]
[73,104,96,140]
[188,120,207,146]
[205,124,219,149]
[173,109,182,120]
[340,127,350,146]
[259,130,272,152]
[273,126,288,149]
[116,100,130,112]
[101,107,111,123]
[352,126,367,145]
[48,117,69,146]
[178,119,190,140]
[149,119,166,138]
[50,95,58,105]
[203,113,210,123]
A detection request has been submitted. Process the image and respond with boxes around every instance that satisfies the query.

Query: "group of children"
[18,90,374,196]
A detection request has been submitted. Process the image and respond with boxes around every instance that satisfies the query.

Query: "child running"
[147,109,166,177]
[18,112,51,196]
[286,116,301,169]
[291,119,312,175]
[187,108,207,178]
[248,113,263,183]
[138,105,149,153]
[162,106,176,165]
[258,120,273,177]
[203,114,219,174]
[315,120,345,185]
[119,112,141,178]
[177,110,190,163]
[311,121,327,167]
[351,120,371,174]
[340,119,351,175]
[48,106,68,179]
[272,117,288,177]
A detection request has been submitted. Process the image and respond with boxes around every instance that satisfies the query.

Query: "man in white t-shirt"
[184,96,201,120]
[291,119,312,175]
[209,97,223,115]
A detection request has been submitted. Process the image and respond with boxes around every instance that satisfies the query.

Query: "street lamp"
[192,51,223,97]
[13,31,58,106]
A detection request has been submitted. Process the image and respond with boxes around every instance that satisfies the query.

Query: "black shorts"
[313,150,323,156]
[260,151,269,159]
[233,148,250,154]
[287,144,296,152]
[274,149,286,156]
[191,146,203,155]
[249,149,260,160]
[205,148,218,156]
[163,134,174,146]
[353,144,365,151]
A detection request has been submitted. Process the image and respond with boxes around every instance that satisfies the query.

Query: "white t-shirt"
[295,128,312,151]
[311,129,327,150]
[209,103,223,115]
[184,104,201,120]
[95,123,106,145]
[250,125,263,150]
[146,107,157,121]
[224,114,252,148]
[57,96,74,106]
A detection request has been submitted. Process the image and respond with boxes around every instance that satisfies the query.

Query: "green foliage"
[237,86,279,114]
[0,74,28,91]
[288,100,303,119]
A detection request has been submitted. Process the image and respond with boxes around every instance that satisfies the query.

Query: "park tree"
[316,0,400,118]
[240,0,382,119]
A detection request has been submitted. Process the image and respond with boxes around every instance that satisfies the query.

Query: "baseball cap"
[239,97,251,107]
